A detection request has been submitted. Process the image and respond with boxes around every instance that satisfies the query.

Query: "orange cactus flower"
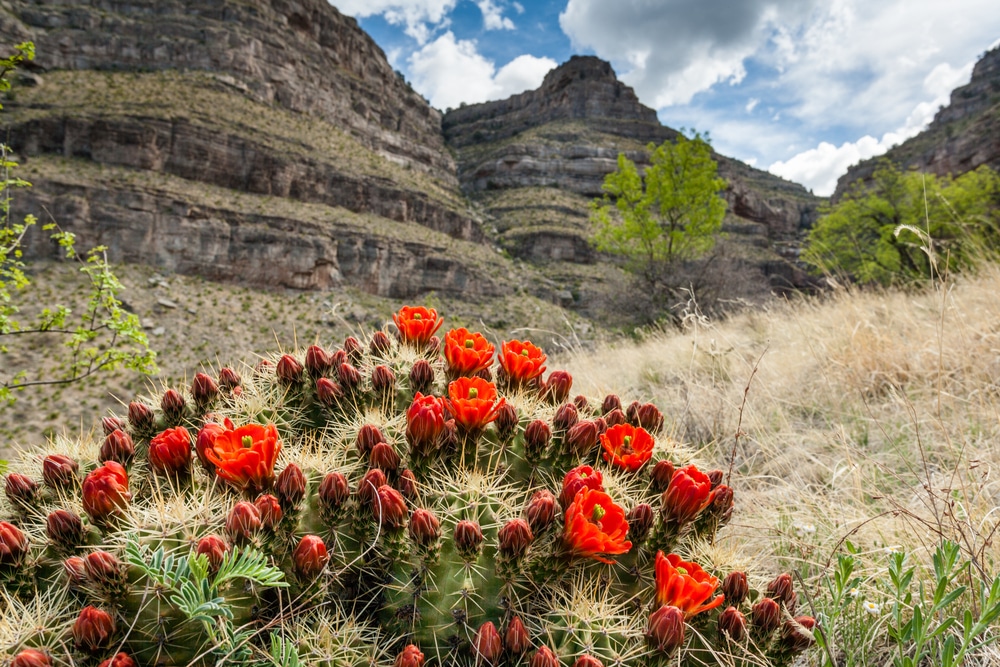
[202,421,282,493]
[444,376,505,431]
[393,306,444,346]
[654,551,724,617]
[562,487,632,564]
[444,328,495,376]
[662,464,714,525]
[498,339,546,386]
[600,423,655,472]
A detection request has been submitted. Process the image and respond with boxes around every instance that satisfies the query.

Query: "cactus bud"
[73,606,115,652]
[722,571,749,606]
[11,649,51,667]
[397,468,418,500]
[42,454,79,489]
[338,362,362,392]
[604,408,628,427]
[626,400,641,423]
[707,469,724,487]
[559,465,603,509]
[505,615,531,654]
[356,424,386,456]
[498,518,533,557]
[83,550,123,589]
[574,394,589,410]
[525,489,556,532]
[191,372,219,407]
[474,367,494,383]
[255,359,274,374]
[305,345,332,378]
[751,598,781,636]
[406,393,446,455]
[530,646,559,667]
[148,426,192,475]
[473,621,502,666]
[408,508,441,547]
[370,442,401,473]
[718,606,747,641]
[160,389,187,423]
[99,653,137,667]
[276,463,307,510]
[495,402,518,441]
[316,377,344,406]
[218,367,241,391]
[293,534,329,579]
[254,494,283,529]
[709,484,735,524]
[543,370,573,404]
[64,556,88,586]
[552,403,578,431]
[99,429,135,465]
[647,605,685,654]
[372,364,396,395]
[573,656,604,667]
[370,330,392,356]
[319,472,350,514]
[593,417,608,435]
[102,416,127,436]
[276,354,304,384]
[226,501,262,542]
[636,402,664,433]
[374,485,408,529]
[196,534,229,571]
[46,510,85,549]
[626,503,654,544]
[344,336,363,363]
[602,394,622,415]
[780,616,817,652]
[766,573,795,606]
[395,644,425,667]
[454,519,484,561]
[651,460,675,492]
[82,462,131,522]
[357,469,387,507]
[409,359,435,394]
[0,521,28,566]
[128,401,155,432]
[427,335,441,356]
[523,420,552,462]
[564,420,599,456]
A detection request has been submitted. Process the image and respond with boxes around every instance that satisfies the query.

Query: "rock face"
[835,44,1000,199]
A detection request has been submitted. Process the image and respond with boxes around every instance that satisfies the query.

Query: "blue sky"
[333,0,1000,195]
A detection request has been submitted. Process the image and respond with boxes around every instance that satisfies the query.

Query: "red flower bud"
[498,518,534,557]
[344,336,363,363]
[196,534,229,571]
[440,419,459,451]
[356,469,387,507]
[191,372,219,407]
[722,571,749,606]
[574,394,588,411]
[315,377,344,406]
[543,370,573,404]
[82,462,131,521]
[475,367,494,383]
[505,615,531,654]
[99,429,135,465]
[338,362,362,392]
[397,468,418,500]
[409,359,435,394]
[473,621,503,666]
[709,484,735,523]
[707,469,724,487]
[319,471,350,513]
[371,365,396,395]
[636,403,664,433]
[160,389,187,422]
[394,644,425,667]
[495,402,519,440]
[42,454,79,489]
[662,465,713,525]
[751,598,781,636]
[602,394,622,415]
[148,426,192,475]
[305,345,332,378]
[530,646,559,667]
[780,616,817,652]
[98,652,137,667]
[559,465,603,509]
[0,521,28,566]
[406,393,446,455]
[226,501,262,542]
[12,648,51,667]
[593,417,608,435]
[84,550,123,588]
[293,534,329,579]
[454,519,484,560]
[626,503,654,543]
[604,408,628,427]
[255,359,274,374]
[46,510,85,549]
[128,401,155,432]
[370,442,401,472]
[626,400,641,423]
[276,354,304,384]
[356,424,386,456]
[218,367,241,390]
[374,485,408,529]
[573,655,604,667]
[647,605,685,654]
[525,489,556,532]
[651,460,675,492]
[370,330,392,356]
[64,556,87,586]
[552,403,578,431]
[254,494,283,529]
[767,573,795,605]
[565,420,598,456]
[718,606,747,641]
[524,420,551,462]
[408,508,441,547]
[102,416,127,436]
[276,463,307,510]
[73,605,115,652]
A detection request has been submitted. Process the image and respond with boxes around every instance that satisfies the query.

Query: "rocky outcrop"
[835,45,1000,199]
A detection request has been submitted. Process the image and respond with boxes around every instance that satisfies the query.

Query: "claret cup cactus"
[1,306,815,666]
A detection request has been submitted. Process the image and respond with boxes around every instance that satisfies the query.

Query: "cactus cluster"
[1,306,816,667]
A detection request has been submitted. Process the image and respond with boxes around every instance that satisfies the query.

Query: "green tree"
[803,160,1000,285]
[591,132,727,312]
[1,42,157,404]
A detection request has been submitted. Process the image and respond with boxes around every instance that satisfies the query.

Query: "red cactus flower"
[11,648,51,667]
[562,487,631,563]
[654,551,724,617]
[559,465,604,509]
[394,644,425,667]
[0,521,28,566]
[600,423,655,472]
[201,421,282,493]
[254,494,283,529]
[195,418,230,472]
[444,376,505,432]
[662,465,714,525]
[406,393,446,454]
[82,462,131,521]
[73,605,115,652]
[275,463,307,510]
[525,489,557,532]
[196,534,229,571]
[473,621,503,666]
[99,429,135,465]
[505,615,531,654]
[718,606,747,641]
[42,454,79,489]
[99,652,137,667]
[444,328,495,377]
[647,604,685,654]
[46,509,85,548]
[498,518,534,557]
[394,306,444,346]
[498,339,547,386]
[148,426,193,475]
[293,534,329,579]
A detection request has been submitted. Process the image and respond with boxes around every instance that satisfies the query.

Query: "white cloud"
[477,0,515,30]
[512,2,525,14]
[333,0,457,44]
[407,32,556,109]
[745,98,759,113]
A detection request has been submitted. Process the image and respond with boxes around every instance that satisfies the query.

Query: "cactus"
[0,306,815,666]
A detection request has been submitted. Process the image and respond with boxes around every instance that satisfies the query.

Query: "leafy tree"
[591,131,727,311]
[803,160,1000,285]
[0,42,157,404]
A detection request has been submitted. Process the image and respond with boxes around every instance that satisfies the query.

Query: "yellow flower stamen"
[465,339,475,348]
[468,388,479,399]
[241,435,254,448]
[413,313,422,320]
[591,505,606,522]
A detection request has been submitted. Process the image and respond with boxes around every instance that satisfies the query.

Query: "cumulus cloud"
[407,32,556,109]
[477,0,515,30]
[333,0,457,43]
